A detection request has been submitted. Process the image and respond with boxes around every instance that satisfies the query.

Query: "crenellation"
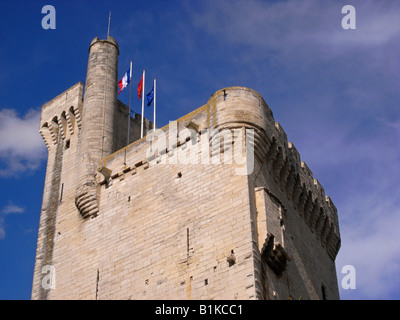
[315,209,327,240]
[278,158,290,190]
[291,174,302,203]
[284,166,296,199]
[313,179,325,200]
[65,108,74,135]
[309,201,321,231]
[300,161,313,180]
[48,117,59,144]
[320,217,331,246]
[265,137,279,166]
[73,105,82,129]
[294,184,307,213]
[274,122,288,145]
[39,125,51,150]
[327,229,341,260]
[272,148,285,182]
[57,113,67,140]
[287,142,301,168]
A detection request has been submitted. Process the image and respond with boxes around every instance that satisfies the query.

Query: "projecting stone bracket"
[75,182,99,219]
[183,120,200,132]
[97,165,112,185]
[261,233,290,278]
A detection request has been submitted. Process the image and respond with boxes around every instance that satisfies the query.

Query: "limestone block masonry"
[31,36,341,300]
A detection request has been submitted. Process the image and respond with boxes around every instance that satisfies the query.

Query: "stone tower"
[75,36,119,219]
[32,36,341,300]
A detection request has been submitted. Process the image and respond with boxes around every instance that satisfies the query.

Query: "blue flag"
[146,85,154,106]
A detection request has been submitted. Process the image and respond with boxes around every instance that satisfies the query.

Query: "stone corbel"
[97,166,112,185]
[261,233,290,278]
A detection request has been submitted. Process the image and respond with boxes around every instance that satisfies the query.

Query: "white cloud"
[0,202,25,239]
[0,217,5,239]
[0,108,46,177]
[2,203,25,214]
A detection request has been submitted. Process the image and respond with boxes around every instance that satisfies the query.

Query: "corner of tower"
[39,82,84,151]
[207,86,341,261]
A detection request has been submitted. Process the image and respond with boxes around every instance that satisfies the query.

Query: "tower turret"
[75,36,119,218]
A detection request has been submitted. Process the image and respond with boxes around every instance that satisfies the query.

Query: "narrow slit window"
[60,183,64,203]
[321,285,327,300]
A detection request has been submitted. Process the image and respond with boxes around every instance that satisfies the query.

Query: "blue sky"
[0,0,399,300]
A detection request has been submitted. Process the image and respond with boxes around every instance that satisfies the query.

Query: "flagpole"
[127,60,132,146]
[153,78,156,130]
[140,69,145,138]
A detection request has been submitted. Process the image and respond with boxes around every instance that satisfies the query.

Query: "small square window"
[65,139,70,150]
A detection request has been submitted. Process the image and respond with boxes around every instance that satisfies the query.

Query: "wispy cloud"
[2,203,25,215]
[187,0,400,91]
[0,202,25,239]
[0,108,46,178]
[190,0,400,52]
[0,218,5,239]
[327,3,400,47]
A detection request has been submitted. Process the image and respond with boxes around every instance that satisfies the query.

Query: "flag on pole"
[118,66,131,94]
[126,61,133,147]
[137,74,144,100]
[146,85,154,106]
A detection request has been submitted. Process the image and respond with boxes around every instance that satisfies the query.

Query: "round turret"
[75,36,119,218]
[207,87,274,133]
[81,36,119,158]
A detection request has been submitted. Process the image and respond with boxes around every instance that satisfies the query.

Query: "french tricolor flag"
[118,62,132,94]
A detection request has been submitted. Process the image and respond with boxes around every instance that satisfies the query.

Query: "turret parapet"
[88,36,119,54]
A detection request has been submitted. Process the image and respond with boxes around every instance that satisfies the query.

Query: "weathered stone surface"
[31,37,340,300]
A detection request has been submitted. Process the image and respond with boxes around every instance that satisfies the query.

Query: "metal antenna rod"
[107,11,111,38]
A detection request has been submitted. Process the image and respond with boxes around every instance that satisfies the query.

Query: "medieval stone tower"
[31,36,341,300]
